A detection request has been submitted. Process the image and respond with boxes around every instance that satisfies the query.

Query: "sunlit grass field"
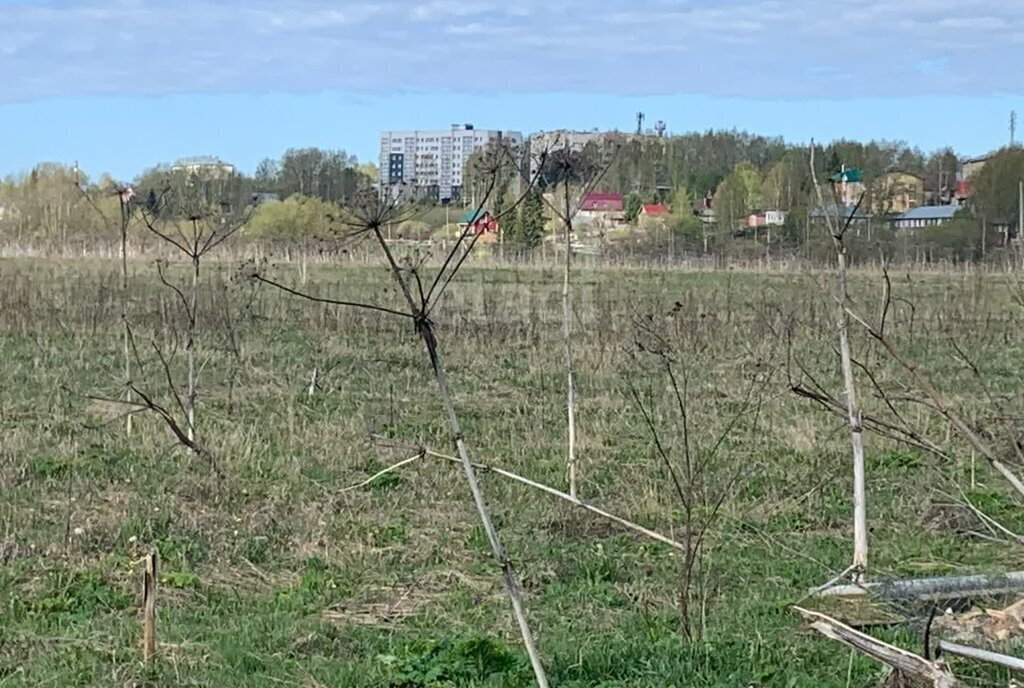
[2,256,1022,686]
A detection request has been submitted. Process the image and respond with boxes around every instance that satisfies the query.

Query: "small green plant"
[275,557,355,608]
[873,449,921,471]
[370,470,404,494]
[32,569,132,617]
[386,635,522,687]
[30,455,68,480]
[161,570,200,589]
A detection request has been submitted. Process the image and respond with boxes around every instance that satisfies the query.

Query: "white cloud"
[0,0,1021,102]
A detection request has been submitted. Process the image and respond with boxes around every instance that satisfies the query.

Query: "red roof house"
[579,192,624,213]
[640,203,669,216]
[458,209,499,234]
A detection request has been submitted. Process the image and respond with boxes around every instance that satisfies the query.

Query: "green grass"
[1,257,1022,686]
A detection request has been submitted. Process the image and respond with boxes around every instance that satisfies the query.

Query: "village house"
[747,210,786,228]
[830,166,866,207]
[891,205,960,231]
[577,191,624,226]
[458,209,499,235]
[871,172,924,215]
[638,203,669,227]
[693,193,715,225]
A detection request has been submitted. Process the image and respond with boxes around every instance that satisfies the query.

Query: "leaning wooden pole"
[810,142,868,578]
[143,551,158,663]
[372,228,550,688]
[119,193,133,436]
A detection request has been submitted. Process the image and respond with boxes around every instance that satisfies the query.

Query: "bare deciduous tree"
[630,313,774,641]
[535,141,619,500]
[810,141,869,580]
[75,177,143,436]
[142,203,250,443]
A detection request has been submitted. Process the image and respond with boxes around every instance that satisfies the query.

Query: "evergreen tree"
[507,189,545,254]
[624,193,643,223]
[145,189,159,215]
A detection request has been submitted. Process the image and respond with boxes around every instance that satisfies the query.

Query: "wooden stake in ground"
[810,142,868,578]
[143,551,158,663]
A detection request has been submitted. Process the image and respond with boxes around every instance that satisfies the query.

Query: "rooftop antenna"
[636,111,645,135]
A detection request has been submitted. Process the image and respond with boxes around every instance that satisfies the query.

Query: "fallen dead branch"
[357,437,684,553]
[936,640,1024,672]
[339,452,426,494]
[422,448,685,553]
[795,606,961,687]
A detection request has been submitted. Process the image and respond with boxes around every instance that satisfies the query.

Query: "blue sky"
[2,0,1023,180]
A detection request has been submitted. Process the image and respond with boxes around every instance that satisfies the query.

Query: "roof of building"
[878,170,924,180]
[172,155,232,167]
[897,205,961,221]
[829,167,863,183]
[580,191,623,211]
[458,209,491,224]
[964,151,998,164]
[641,203,669,215]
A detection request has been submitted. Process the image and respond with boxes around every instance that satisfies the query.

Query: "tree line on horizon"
[3,130,1024,264]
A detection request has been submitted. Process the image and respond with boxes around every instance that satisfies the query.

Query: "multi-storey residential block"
[378,124,523,201]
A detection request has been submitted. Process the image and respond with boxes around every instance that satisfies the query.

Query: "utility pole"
[1012,111,1018,147]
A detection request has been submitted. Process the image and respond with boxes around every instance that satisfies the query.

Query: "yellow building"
[871,172,924,215]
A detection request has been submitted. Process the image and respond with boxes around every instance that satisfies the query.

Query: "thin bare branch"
[251,274,414,320]
[340,452,426,493]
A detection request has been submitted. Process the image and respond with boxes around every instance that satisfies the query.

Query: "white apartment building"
[527,129,610,177]
[379,124,523,201]
[170,155,236,178]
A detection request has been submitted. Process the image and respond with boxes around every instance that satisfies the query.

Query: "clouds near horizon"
[3,0,1023,103]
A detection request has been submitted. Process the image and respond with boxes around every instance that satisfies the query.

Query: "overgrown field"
[2,257,1024,686]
